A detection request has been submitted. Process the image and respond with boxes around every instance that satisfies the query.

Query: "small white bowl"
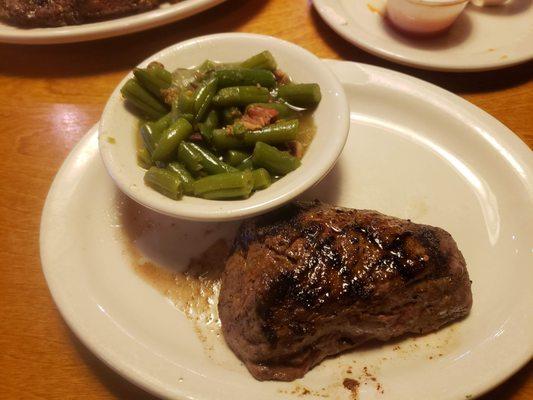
[386,0,469,36]
[99,33,349,221]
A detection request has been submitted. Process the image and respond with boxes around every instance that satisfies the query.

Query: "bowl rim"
[98,32,350,221]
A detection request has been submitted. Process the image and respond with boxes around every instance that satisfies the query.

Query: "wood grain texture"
[0,0,531,399]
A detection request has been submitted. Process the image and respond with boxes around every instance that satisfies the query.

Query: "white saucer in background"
[313,0,533,71]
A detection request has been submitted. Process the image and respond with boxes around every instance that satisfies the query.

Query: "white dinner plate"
[313,0,533,71]
[40,60,533,400]
[0,0,225,45]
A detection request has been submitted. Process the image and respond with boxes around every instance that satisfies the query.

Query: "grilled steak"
[218,201,472,381]
[0,0,160,27]
[80,0,159,21]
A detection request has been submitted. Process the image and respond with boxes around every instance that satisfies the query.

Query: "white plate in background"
[0,0,225,45]
[313,0,533,71]
[40,60,533,399]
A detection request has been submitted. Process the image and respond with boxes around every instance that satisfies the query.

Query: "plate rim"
[0,0,226,45]
[312,0,533,72]
[40,60,533,400]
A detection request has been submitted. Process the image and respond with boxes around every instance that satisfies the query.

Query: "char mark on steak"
[218,201,472,381]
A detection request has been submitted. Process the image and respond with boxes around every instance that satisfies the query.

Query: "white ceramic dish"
[313,0,533,71]
[386,0,469,35]
[99,33,350,222]
[0,0,225,45]
[40,60,533,400]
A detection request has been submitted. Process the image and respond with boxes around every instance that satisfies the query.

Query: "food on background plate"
[122,51,321,201]
[0,0,173,27]
[386,0,469,36]
[218,201,472,381]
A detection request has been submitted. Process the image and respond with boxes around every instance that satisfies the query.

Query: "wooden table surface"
[0,1,531,399]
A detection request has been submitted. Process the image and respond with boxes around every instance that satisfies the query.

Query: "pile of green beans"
[121,51,322,201]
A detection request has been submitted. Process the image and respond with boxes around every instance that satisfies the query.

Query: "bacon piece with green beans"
[246,103,297,120]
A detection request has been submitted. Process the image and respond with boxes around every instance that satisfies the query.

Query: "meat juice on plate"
[115,193,238,334]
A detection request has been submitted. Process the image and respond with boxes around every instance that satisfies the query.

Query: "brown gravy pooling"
[134,239,229,325]
[115,193,236,327]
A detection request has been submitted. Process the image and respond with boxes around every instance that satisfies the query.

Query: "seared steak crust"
[0,0,160,27]
[218,201,472,381]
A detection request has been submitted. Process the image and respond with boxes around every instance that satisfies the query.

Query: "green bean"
[152,118,193,162]
[137,148,152,169]
[130,56,319,202]
[140,123,157,154]
[225,150,250,166]
[198,60,217,74]
[245,119,298,144]
[252,142,301,175]
[150,113,174,139]
[122,79,168,114]
[278,83,322,108]
[237,156,254,171]
[240,51,277,71]
[133,68,171,100]
[121,79,169,119]
[178,90,195,114]
[212,129,246,150]
[194,76,218,121]
[144,167,183,200]
[147,63,173,85]
[246,103,298,119]
[252,168,271,190]
[187,142,236,175]
[167,162,195,194]
[198,109,219,143]
[171,95,193,122]
[141,112,173,154]
[201,188,250,200]
[222,107,242,125]
[179,113,194,123]
[212,86,270,107]
[214,69,276,88]
[124,96,163,121]
[193,170,253,199]
[212,119,299,149]
[205,109,220,128]
[177,142,203,173]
